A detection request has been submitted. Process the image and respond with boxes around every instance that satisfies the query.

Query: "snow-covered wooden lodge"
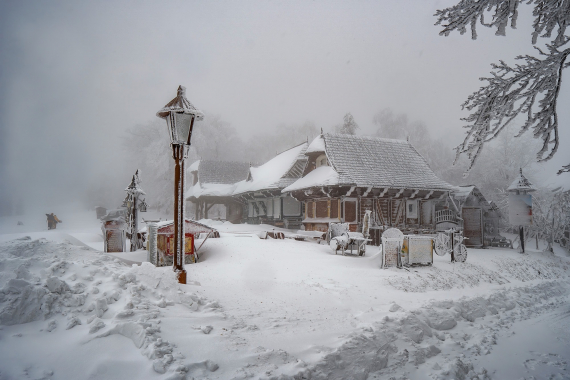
[185,134,509,248]
[186,160,250,223]
[282,133,455,245]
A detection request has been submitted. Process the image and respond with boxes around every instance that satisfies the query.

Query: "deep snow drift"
[0,211,569,380]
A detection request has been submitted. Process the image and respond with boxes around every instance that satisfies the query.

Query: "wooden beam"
[321,187,332,198]
[395,188,405,198]
[410,189,419,199]
[424,190,434,199]
[363,187,373,197]
[346,186,356,196]
[379,187,389,197]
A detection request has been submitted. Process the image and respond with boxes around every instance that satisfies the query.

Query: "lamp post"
[156,86,203,284]
[507,168,536,253]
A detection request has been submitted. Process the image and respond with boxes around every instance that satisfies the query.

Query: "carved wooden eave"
[287,186,450,202]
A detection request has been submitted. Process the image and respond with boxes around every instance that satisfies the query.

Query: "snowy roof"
[187,182,237,198]
[156,86,204,120]
[233,142,308,195]
[140,218,216,233]
[282,166,339,192]
[186,160,250,199]
[196,160,251,185]
[451,185,476,201]
[285,133,453,191]
[507,170,536,192]
[306,134,326,154]
[188,160,201,172]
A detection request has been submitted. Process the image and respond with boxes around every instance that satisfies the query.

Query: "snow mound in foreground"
[0,238,223,379]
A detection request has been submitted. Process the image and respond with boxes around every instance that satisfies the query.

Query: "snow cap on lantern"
[156,85,204,145]
[507,168,536,193]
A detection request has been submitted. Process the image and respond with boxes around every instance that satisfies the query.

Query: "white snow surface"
[282,166,339,192]
[306,135,325,154]
[187,182,237,198]
[1,210,570,380]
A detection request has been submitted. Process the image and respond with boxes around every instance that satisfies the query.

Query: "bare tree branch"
[436,0,570,174]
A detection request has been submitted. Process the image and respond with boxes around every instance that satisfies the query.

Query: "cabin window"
[330,199,339,219]
[306,201,314,218]
[344,199,357,223]
[406,200,418,219]
[316,154,328,168]
[283,196,301,216]
[316,200,328,218]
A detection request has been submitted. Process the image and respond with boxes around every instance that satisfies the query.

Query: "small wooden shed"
[152,219,217,267]
[444,186,505,248]
[102,219,127,253]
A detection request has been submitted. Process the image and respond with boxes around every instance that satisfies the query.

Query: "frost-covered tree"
[373,108,461,183]
[336,113,359,135]
[192,114,244,161]
[461,124,540,206]
[123,119,174,213]
[435,0,570,175]
[243,120,319,163]
[520,186,570,252]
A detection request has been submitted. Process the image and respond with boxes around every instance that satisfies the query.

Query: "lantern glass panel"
[166,114,176,143]
[174,112,193,144]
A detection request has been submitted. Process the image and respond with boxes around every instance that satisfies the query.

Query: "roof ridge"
[325,132,409,144]
[274,141,309,157]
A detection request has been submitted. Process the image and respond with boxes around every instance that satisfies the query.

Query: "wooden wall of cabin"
[303,195,437,238]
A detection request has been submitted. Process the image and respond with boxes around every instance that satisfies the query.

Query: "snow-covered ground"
[0,211,569,380]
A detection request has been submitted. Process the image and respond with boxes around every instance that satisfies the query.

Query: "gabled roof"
[507,170,536,192]
[451,185,479,202]
[195,160,251,185]
[285,133,453,192]
[233,142,308,195]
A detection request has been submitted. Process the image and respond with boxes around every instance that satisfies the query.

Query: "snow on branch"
[435,0,570,46]
[456,43,570,170]
[557,163,570,174]
[437,0,570,174]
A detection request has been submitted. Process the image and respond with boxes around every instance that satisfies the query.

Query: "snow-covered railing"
[435,209,456,224]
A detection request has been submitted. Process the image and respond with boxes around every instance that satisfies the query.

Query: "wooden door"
[463,207,483,247]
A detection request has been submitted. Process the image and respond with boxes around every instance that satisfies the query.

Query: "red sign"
[166,234,194,256]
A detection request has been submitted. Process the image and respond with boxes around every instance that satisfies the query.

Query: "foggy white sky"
[0,0,568,214]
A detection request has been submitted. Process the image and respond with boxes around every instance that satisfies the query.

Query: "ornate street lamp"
[156,86,203,284]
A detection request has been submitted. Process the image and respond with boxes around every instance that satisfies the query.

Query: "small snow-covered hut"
[152,219,217,266]
[186,160,250,223]
[444,185,505,247]
[282,133,454,245]
[232,142,308,228]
